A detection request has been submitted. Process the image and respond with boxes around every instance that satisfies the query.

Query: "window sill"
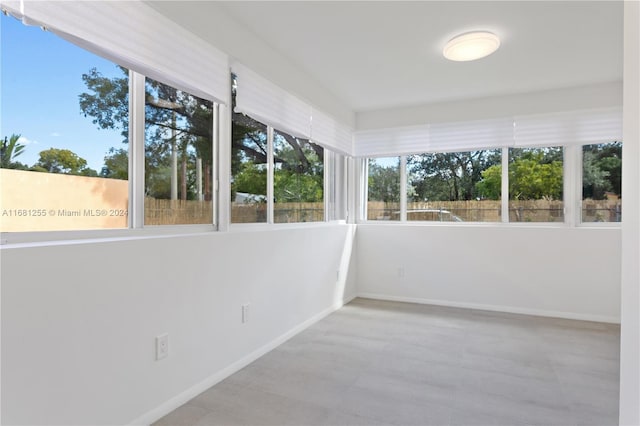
[357,220,621,230]
[0,221,352,248]
[0,224,218,248]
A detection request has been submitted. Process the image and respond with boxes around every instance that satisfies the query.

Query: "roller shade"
[514,107,623,147]
[428,117,514,153]
[353,124,430,157]
[354,108,622,157]
[310,109,353,155]
[1,0,229,104]
[232,62,312,139]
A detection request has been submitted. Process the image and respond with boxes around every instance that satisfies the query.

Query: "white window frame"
[0,71,221,245]
[360,145,596,227]
[576,142,623,228]
[230,120,340,227]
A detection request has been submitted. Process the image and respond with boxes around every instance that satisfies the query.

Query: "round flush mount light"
[443,31,500,62]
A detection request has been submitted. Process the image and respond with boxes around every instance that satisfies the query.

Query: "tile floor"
[153,298,620,426]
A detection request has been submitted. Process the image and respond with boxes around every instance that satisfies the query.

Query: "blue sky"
[1,13,125,171]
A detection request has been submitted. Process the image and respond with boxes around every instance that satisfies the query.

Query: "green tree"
[233,162,267,196]
[475,164,502,199]
[79,68,129,141]
[368,161,400,203]
[408,150,501,201]
[476,148,563,200]
[273,138,323,203]
[1,134,27,169]
[81,67,213,200]
[582,142,621,199]
[101,147,128,179]
[33,148,97,176]
[80,70,325,201]
[230,75,324,201]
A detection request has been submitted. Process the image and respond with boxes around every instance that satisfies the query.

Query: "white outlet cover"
[242,304,250,323]
[156,334,169,360]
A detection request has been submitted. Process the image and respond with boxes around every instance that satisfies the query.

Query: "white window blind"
[232,62,312,139]
[354,108,622,157]
[310,109,353,155]
[353,124,430,157]
[428,118,515,153]
[1,0,229,104]
[514,107,623,147]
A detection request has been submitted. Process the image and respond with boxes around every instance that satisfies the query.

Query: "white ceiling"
[152,1,623,114]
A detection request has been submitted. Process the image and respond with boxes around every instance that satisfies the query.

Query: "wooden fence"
[146,199,325,225]
[147,198,623,224]
[367,200,621,223]
[231,202,324,223]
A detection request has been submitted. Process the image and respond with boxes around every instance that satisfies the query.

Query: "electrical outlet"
[242,304,250,323]
[156,334,168,361]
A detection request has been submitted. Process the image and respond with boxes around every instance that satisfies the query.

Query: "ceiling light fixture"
[443,31,500,62]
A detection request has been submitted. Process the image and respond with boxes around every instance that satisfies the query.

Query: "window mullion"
[563,145,580,227]
[211,103,219,229]
[267,126,274,224]
[324,149,331,221]
[400,156,407,222]
[129,70,146,229]
[501,148,509,223]
[218,103,231,231]
[353,158,366,223]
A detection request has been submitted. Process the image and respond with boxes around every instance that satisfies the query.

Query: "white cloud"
[50,132,61,137]
[17,136,38,145]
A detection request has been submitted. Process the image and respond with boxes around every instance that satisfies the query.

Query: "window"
[0,14,129,232]
[0,12,224,237]
[231,75,268,224]
[273,131,324,223]
[230,73,332,225]
[582,142,622,223]
[408,150,502,222]
[508,147,564,222]
[230,115,268,223]
[144,77,214,225]
[367,157,400,221]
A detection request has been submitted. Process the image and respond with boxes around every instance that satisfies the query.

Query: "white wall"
[0,224,357,425]
[357,224,621,323]
[356,81,622,130]
[620,1,640,424]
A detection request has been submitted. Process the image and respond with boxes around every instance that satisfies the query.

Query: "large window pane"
[582,142,622,223]
[273,131,324,223]
[144,78,213,225]
[408,150,502,222]
[231,75,268,223]
[367,157,400,221]
[1,14,129,232]
[231,117,268,223]
[508,147,564,222]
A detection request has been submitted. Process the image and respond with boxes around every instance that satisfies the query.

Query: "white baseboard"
[129,296,355,426]
[357,293,620,324]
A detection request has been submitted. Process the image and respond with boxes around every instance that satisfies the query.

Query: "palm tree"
[0,134,26,168]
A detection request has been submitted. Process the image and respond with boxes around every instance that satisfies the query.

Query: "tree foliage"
[274,138,323,202]
[582,142,621,200]
[368,160,400,203]
[101,147,128,180]
[79,67,129,141]
[230,75,323,203]
[1,134,27,169]
[476,148,563,200]
[79,70,325,202]
[33,148,98,176]
[408,150,501,201]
